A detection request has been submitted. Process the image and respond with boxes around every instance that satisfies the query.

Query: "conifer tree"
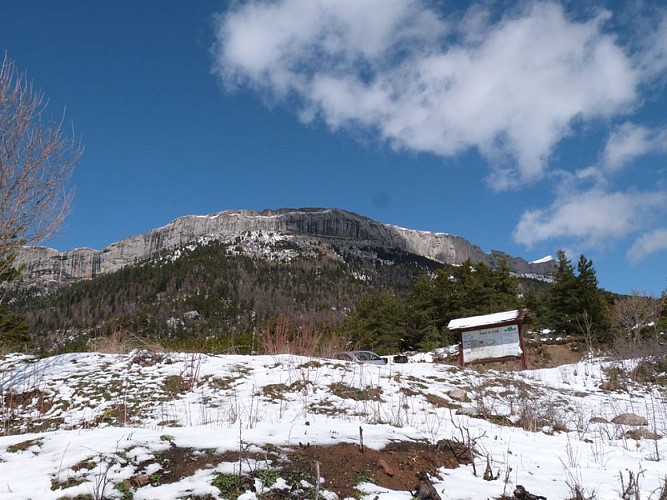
[404,259,521,349]
[575,254,610,336]
[545,250,609,337]
[343,289,407,354]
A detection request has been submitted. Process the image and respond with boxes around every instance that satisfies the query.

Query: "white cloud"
[601,123,667,172]
[601,123,652,172]
[212,0,641,188]
[513,189,667,248]
[638,12,667,79]
[627,228,667,261]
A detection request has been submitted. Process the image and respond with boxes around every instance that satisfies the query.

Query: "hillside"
[14,236,455,351]
[0,350,665,499]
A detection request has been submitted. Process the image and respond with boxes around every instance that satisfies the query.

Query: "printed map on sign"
[461,324,521,363]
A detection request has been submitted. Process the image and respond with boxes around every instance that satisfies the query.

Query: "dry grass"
[88,330,167,354]
[260,316,354,357]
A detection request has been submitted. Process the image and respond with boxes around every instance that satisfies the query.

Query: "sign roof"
[447,309,529,330]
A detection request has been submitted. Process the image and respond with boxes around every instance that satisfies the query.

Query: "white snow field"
[1,350,665,499]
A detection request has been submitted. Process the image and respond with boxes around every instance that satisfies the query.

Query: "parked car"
[329,351,387,365]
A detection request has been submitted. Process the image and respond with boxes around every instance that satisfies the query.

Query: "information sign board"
[461,323,521,363]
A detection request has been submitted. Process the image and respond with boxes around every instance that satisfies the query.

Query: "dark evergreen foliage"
[341,289,408,354]
[404,259,522,349]
[543,250,611,337]
[18,240,439,351]
[0,256,31,350]
[344,259,525,352]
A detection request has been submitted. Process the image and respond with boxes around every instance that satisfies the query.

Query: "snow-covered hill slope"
[0,351,665,499]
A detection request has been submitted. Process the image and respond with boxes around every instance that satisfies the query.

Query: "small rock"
[447,388,468,402]
[624,428,662,440]
[413,471,441,500]
[183,310,201,320]
[513,484,547,500]
[377,458,394,476]
[455,407,478,417]
[611,413,648,426]
[126,475,150,488]
[589,416,609,424]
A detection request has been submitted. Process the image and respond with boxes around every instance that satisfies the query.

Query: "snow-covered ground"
[0,350,665,499]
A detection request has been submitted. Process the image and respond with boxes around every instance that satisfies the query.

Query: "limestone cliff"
[15,208,554,284]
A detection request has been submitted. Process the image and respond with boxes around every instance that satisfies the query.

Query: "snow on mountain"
[531,255,554,264]
[14,208,556,286]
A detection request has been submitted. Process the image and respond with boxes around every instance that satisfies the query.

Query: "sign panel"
[461,323,521,363]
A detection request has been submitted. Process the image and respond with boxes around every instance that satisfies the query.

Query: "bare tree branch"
[0,54,82,278]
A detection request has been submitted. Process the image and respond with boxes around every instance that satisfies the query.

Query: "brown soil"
[3,389,52,410]
[135,439,471,498]
[155,447,240,485]
[526,341,584,369]
[283,440,472,498]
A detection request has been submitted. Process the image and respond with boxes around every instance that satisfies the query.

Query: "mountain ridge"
[15,207,554,285]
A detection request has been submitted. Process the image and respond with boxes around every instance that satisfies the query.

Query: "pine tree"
[343,289,407,354]
[545,250,609,337]
[545,250,577,333]
[404,260,521,348]
[575,255,610,336]
[0,303,30,350]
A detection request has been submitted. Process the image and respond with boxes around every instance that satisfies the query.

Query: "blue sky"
[2,1,666,295]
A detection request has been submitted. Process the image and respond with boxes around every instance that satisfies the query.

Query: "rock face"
[15,208,555,285]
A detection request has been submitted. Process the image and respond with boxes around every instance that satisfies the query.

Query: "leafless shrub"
[1,358,51,435]
[576,310,596,353]
[651,477,667,500]
[448,409,487,477]
[261,316,352,357]
[516,394,567,433]
[89,456,114,500]
[613,292,663,345]
[611,335,667,364]
[564,467,598,500]
[317,332,357,358]
[90,329,168,355]
[88,330,134,354]
[179,352,203,392]
[619,468,644,500]
[469,379,494,420]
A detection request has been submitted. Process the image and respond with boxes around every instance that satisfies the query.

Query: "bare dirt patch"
[281,439,472,498]
[528,342,583,368]
[151,447,240,485]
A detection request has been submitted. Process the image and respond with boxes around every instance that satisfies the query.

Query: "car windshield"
[355,351,381,361]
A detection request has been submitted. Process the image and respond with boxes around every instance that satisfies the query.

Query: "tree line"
[2,240,665,354]
[342,251,666,355]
